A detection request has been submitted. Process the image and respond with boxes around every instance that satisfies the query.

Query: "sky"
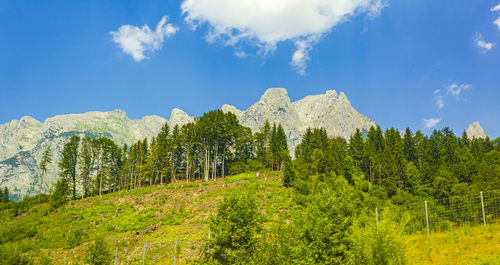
[1,0,499,138]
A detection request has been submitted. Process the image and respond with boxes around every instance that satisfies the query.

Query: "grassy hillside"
[1,171,498,264]
[406,223,500,265]
[1,171,292,264]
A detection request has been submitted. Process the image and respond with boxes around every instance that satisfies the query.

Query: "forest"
[49,109,499,204]
[0,109,499,264]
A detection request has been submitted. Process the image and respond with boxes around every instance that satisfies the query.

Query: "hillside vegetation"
[1,172,499,264]
[1,109,499,264]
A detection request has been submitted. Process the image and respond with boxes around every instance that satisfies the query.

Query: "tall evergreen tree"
[39,147,52,195]
[58,136,80,200]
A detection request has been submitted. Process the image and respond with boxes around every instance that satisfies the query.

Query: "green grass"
[406,222,500,265]
[1,171,498,264]
[0,171,291,264]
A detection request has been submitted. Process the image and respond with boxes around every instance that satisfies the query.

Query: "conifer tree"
[39,147,52,195]
[58,136,80,200]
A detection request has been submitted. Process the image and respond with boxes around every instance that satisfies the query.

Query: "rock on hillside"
[466,121,488,139]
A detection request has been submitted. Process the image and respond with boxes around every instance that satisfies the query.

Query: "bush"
[348,209,407,265]
[202,189,261,264]
[50,179,69,210]
[66,228,85,249]
[84,236,112,265]
[0,245,34,265]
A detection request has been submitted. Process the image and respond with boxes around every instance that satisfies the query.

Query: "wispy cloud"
[111,16,178,62]
[446,83,471,101]
[423,117,443,129]
[181,0,387,75]
[492,3,500,30]
[436,97,444,109]
[234,50,248,58]
[475,33,495,53]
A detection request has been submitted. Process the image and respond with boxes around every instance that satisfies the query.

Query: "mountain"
[466,121,488,139]
[0,110,178,200]
[0,88,375,200]
[221,88,376,152]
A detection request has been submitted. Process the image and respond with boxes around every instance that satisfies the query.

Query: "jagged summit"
[466,121,488,139]
[259,87,290,107]
[170,108,194,128]
[221,104,243,118]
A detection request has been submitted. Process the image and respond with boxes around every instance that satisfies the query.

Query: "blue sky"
[1,0,499,138]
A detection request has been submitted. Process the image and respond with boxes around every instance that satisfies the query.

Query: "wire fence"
[59,191,500,264]
[385,190,500,234]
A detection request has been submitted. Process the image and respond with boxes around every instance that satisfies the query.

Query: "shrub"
[202,189,261,264]
[84,236,112,265]
[50,179,69,210]
[348,209,407,265]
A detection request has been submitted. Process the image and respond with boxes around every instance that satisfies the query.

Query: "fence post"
[174,238,178,265]
[64,255,66,265]
[143,242,146,265]
[425,200,429,235]
[481,191,486,225]
[114,246,118,265]
[375,207,379,233]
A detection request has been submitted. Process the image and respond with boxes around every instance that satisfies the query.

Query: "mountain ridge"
[1,87,375,200]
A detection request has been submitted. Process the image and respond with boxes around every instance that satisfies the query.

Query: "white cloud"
[495,17,500,30]
[181,0,387,74]
[475,33,495,53]
[433,89,441,95]
[436,97,444,109]
[446,83,471,100]
[111,16,178,62]
[234,50,248,58]
[423,117,443,129]
[491,3,500,12]
[492,3,500,30]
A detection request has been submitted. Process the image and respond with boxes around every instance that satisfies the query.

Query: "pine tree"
[79,138,93,198]
[1,187,9,202]
[50,178,69,209]
[349,128,364,168]
[39,147,52,195]
[58,136,80,200]
[283,156,295,188]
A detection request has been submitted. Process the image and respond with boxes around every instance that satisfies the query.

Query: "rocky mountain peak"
[110,109,128,119]
[259,87,290,107]
[221,104,243,117]
[466,121,488,139]
[169,108,194,128]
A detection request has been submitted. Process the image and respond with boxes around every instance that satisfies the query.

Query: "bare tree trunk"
[186,152,190,183]
[171,161,176,182]
[222,147,225,179]
[213,143,217,181]
[99,170,103,197]
[204,147,209,182]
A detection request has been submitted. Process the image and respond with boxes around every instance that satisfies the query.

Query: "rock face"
[466,121,488,139]
[222,88,376,153]
[0,110,192,201]
[1,88,375,200]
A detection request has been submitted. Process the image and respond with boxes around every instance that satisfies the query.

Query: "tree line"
[291,126,499,203]
[55,110,290,200]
